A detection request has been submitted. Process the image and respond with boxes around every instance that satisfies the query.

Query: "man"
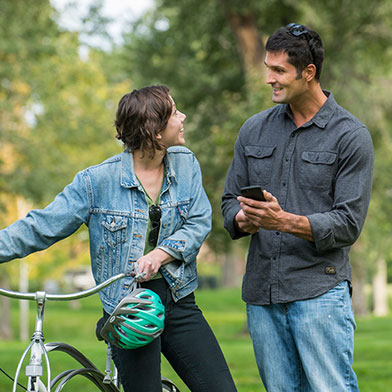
[221,23,373,391]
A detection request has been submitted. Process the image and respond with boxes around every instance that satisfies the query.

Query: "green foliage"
[0,0,125,204]
[0,0,127,281]
[0,0,59,192]
[9,37,123,203]
[0,0,391,304]
[0,0,58,81]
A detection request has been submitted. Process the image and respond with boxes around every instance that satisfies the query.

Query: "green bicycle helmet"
[100,288,165,349]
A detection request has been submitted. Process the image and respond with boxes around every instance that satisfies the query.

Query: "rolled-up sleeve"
[307,126,374,253]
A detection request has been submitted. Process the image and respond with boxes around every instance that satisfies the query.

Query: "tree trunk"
[219,1,266,87]
[372,257,389,316]
[222,242,245,287]
[19,261,29,341]
[351,257,369,317]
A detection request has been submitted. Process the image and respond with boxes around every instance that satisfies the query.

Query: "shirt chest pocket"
[165,200,190,232]
[299,151,337,190]
[245,145,276,185]
[102,215,127,247]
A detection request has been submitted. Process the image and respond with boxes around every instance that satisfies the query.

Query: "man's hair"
[115,85,172,156]
[266,24,324,82]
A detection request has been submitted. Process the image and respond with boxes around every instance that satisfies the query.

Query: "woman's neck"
[133,149,165,170]
[133,149,165,203]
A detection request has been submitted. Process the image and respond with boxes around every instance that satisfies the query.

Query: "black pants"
[105,278,237,392]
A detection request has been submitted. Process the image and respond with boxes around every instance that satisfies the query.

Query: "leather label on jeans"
[325,266,336,275]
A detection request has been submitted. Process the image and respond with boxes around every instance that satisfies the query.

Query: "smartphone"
[240,186,266,201]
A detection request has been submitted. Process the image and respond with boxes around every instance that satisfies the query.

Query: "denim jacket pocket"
[102,215,127,247]
[163,200,190,233]
[245,145,276,185]
[177,201,190,220]
[299,151,337,190]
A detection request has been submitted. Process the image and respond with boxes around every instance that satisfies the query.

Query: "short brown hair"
[266,24,324,82]
[115,85,172,156]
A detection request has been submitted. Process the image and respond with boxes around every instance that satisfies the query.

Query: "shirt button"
[282,182,286,186]
[276,232,280,235]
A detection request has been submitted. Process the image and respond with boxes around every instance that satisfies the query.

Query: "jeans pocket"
[318,281,348,304]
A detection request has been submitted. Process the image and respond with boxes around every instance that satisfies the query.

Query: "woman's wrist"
[151,248,175,266]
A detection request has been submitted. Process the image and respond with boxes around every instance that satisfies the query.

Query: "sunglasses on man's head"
[287,23,314,64]
[148,205,161,247]
[287,23,309,37]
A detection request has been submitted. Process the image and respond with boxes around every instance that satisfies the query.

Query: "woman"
[0,85,237,391]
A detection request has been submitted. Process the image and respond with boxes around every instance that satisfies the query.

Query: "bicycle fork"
[14,291,51,392]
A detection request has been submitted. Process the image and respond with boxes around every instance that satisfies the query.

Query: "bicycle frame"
[0,272,134,392]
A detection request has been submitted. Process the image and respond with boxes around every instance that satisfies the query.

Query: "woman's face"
[158,96,186,148]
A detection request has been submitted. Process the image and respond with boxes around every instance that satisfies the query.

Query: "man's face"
[264,51,307,104]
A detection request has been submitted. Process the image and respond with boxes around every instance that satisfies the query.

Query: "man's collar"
[279,90,337,129]
[311,91,336,129]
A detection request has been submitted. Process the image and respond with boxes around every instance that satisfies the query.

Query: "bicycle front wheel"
[45,342,119,391]
[53,367,118,392]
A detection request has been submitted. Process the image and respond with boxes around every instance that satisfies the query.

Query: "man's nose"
[265,70,274,84]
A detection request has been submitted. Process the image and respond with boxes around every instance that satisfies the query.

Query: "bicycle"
[0,272,179,391]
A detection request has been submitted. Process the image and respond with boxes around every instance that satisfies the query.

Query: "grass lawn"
[0,287,391,391]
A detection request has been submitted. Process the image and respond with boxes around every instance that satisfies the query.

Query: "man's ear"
[303,64,316,82]
[156,132,162,140]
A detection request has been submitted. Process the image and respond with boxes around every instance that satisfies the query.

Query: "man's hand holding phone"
[234,186,266,234]
[236,186,285,234]
[240,186,266,202]
[234,208,259,234]
[236,186,314,241]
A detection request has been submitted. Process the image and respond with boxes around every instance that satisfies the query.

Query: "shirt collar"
[120,149,177,188]
[163,150,178,183]
[279,90,337,129]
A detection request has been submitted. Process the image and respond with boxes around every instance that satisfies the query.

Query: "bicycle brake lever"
[134,272,146,280]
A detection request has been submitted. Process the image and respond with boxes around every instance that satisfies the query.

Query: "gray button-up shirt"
[222,92,374,305]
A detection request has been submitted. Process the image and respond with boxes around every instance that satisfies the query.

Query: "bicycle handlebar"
[0,271,145,301]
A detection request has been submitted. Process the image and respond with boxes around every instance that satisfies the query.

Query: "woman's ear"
[156,132,162,140]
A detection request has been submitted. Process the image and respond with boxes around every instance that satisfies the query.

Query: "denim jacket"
[0,147,212,313]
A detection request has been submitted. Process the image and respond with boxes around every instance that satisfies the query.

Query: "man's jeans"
[247,281,359,391]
